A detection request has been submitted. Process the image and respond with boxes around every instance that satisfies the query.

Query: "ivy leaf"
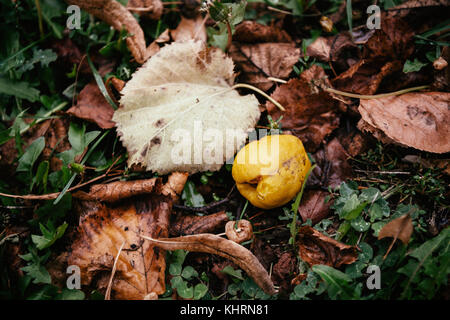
[403,58,428,73]
[181,181,205,208]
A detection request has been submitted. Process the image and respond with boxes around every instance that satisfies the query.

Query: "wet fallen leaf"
[298,190,332,224]
[140,233,277,295]
[65,0,161,64]
[310,138,353,189]
[67,82,115,129]
[229,21,300,91]
[378,213,413,259]
[272,251,296,292]
[332,17,414,95]
[266,65,341,152]
[297,226,358,268]
[358,92,450,153]
[169,211,229,236]
[114,40,260,174]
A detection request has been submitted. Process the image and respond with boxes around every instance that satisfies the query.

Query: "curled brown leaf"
[225,220,253,244]
[72,178,160,202]
[140,233,277,295]
[297,226,358,268]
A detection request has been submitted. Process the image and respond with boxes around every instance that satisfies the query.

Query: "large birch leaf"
[113,41,261,174]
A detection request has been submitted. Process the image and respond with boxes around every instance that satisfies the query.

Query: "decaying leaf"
[141,233,277,295]
[310,138,353,189]
[358,92,450,153]
[68,195,171,299]
[230,21,300,91]
[298,190,331,224]
[332,17,415,95]
[67,82,115,129]
[297,226,358,268]
[378,213,413,259]
[65,0,161,64]
[66,172,187,299]
[225,220,253,243]
[114,40,260,174]
[266,65,341,151]
[169,211,229,236]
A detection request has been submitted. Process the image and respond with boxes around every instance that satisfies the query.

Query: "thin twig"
[323,85,430,99]
[105,240,126,300]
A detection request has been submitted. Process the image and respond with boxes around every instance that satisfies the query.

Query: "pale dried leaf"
[114,41,260,174]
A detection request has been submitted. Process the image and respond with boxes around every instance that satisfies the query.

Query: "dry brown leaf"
[169,211,229,236]
[170,16,207,43]
[297,226,358,268]
[378,213,413,259]
[333,59,403,95]
[66,0,161,64]
[266,65,340,152]
[298,190,331,224]
[358,92,450,153]
[233,21,292,43]
[141,233,277,295]
[68,195,171,299]
[67,82,115,129]
[229,21,299,91]
[225,220,253,244]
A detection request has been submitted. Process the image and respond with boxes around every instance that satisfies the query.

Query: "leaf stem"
[35,0,44,39]
[232,83,286,111]
[323,85,430,100]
